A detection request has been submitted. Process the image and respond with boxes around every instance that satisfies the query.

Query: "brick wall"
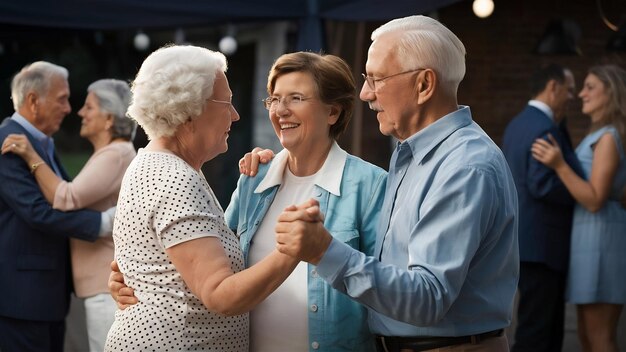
[442,0,626,146]
[332,0,626,169]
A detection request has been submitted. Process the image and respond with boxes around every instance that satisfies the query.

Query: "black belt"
[375,329,503,352]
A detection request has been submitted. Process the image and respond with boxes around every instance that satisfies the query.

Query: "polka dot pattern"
[105,150,248,351]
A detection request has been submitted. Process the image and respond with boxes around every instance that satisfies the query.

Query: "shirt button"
[311,269,318,277]
[310,304,318,312]
[311,341,320,349]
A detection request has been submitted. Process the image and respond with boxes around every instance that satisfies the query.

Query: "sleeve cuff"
[98,210,113,238]
[316,237,353,285]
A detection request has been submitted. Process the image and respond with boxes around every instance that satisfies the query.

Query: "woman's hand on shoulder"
[239,147,274,176]
[531,134,564,170]
[1,134,39,163]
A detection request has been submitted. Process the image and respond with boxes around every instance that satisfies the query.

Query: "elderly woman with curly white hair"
[104,45,298,351]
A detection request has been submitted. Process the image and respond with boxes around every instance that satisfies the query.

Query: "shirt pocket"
[329,229,360,249]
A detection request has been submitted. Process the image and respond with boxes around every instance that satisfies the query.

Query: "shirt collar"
[400,105,473,164]
[11,112,50,144]
[254,140,347,196]
[528,100,554,121]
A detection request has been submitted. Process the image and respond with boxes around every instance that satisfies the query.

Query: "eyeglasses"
[362,68,425,91]
[210,98,233,106]
[262,95,313,110]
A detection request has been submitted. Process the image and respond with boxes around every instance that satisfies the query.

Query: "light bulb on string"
[134,31,150,51]
[219,36,237,55]
[473,0,494,18]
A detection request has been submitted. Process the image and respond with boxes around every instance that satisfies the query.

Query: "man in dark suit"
[0,61,114,352]
[503,63,582,352]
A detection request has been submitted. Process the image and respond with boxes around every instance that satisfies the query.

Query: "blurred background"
[1,0,625,351]
[1,0,625,205]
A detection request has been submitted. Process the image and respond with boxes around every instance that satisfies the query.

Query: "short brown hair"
[267,52,355,140]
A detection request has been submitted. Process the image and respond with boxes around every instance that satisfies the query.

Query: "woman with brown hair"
[225,52,386,351]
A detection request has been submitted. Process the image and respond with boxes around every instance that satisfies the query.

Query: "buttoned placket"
[241,189,278,267]
[375,143,412,260]
[308,185,329,351]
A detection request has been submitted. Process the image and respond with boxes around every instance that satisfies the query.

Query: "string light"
[473,0,494,18]
[134,31,150,51]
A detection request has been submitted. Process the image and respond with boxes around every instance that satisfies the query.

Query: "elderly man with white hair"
[274,15,519,352]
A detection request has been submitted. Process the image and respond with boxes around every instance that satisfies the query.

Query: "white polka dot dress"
[105,150,248,351]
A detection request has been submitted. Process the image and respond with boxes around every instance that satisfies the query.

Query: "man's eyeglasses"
[362,68,425,91]
[262,95,313,111]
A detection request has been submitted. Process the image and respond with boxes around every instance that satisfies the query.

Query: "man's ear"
[416,69,436,104]
[544,79,559,103]
[546,79,559,94]
[25,92,39,114]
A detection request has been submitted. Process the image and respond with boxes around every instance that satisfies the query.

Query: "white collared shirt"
[254,141,347,196]
[528,100,554,121]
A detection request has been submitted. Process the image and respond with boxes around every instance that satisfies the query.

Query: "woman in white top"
[104,45,298,351]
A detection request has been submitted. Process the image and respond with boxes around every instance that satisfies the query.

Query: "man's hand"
[238,147,274,176]
[275,199,331,265]
[108,261,138,309]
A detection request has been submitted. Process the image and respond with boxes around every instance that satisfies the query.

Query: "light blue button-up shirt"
[316,106,519,337]
[11,112,63,176]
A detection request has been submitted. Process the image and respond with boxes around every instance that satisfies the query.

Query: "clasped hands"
[239,148,332,263]
[275,198,332,265]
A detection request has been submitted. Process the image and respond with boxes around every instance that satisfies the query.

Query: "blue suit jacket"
[0,117,101,322]
[502,105,582,273]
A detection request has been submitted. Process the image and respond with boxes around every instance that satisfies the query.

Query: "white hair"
[11,61,69,110]
[127,45,228,140]
[372,15,466,95]
[88,79,136,141]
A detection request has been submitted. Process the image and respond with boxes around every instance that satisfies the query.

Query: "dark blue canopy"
[0,0,462,51]
[0,0,463,28]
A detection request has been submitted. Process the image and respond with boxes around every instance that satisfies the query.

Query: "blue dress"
[567,125,626,304]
